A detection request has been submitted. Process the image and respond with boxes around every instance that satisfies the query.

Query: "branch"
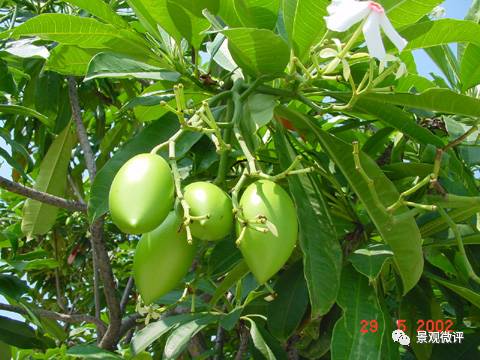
[234,323,249,360]
[0,175,86,212]
[0,303,107,334]
[120,276,134,314]
[68,77,97,180]
[91,218,122,350]
[68,77,122,350]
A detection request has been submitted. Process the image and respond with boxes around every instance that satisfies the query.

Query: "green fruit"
[109,153,174,234]
[236,180,298,283]
[0,341,11,360]
[133,211,195,304]
[184,182,233,241]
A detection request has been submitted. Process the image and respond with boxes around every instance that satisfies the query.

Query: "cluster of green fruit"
[109,153,298,304]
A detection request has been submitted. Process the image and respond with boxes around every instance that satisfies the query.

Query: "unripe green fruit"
[109,153,174,234]
[133,211,195,304]
[0,341,11,360]
[236,180,298,283]
[184,182,233,241]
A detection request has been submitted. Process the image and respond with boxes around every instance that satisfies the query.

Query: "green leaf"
[88,114,201,221]
[0,274,29,300]
[127,0,181,41]
[245,318,276,360]
[22,123,75,237]
[267,261,308,341]
[166,0,219,48]
[245,94,277,131]
[67,344,122,359]
[220,0,280,30]
[401,19,480,50]
[460,44,480,91]
[208,237,242,278]
[282,0,329,60]
[6,258,59,272]
[0,104,51,127]
[426,272,480,308]
[210,260,249,306]
[348,244,393,281]
[223,28,289,76]
[12,14,153,59]
[362,89,480,118]
[275,126,342,316]
[0,147,27,180]
[0,315,52,349]
[131,313,200,354]
[314,130,424,294]
[431,332,480,360]
[163,314,220,360]
[46,45,99,76]
[331,94,444,147]
[66,0,128,28]
[85,52,179,81]
[380,0,443,27]
[331,266,384,360]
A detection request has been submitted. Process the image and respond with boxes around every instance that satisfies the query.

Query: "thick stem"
[0,176,86,212]
[120,276,135,314]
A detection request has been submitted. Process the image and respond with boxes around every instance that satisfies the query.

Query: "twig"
[213,325,225,360]
[120,276,134,314]
[0,303,107,333]
[0,176,86,212]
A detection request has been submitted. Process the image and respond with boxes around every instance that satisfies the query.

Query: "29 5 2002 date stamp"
[359,319,464,346]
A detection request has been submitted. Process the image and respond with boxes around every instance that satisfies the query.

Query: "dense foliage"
[0,0,480,359]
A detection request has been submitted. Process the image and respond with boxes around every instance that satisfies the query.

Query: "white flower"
[324,0,407,60]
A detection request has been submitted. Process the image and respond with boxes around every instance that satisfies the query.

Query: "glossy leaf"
[348,244,393,281]
[131,313,199,354]
[85,52,179,81]
[0,274,29,300]
[332,95,444,147]
[331,266,384,360]
[267,261,308,341]
[11,14,153,58]
[224,28,289,76]
[67,345,122,359]
[314,130,424,294]
[363,89,480,118]
[275,128,342,316]
[163,314,220,360]
[381,0,443,27]
[0,316,52,349]
[22,123,75,237]
[210,260,249,306]
[46,45,99,76]
[245,318,276,360]
[401,20,480,50]
[66,0,128,28]
[0,104,51,127]
[127,0,181,41]
[426,273,480,308]
[282,0,329,60]
[460,44,480,90]
[220,0,280,29]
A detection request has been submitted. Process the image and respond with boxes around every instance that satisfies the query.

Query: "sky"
[0,0,475,321]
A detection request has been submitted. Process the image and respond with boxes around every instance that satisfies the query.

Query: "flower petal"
[325,1,370,32]
[379,13,408,53]
[363,12,386,60]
